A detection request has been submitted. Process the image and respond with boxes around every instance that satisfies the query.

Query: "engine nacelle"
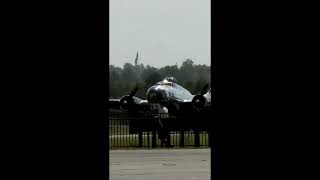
[192,94,209,111]
[119,95,141,111]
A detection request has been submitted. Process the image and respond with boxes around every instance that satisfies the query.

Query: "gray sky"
[110,0,211,68]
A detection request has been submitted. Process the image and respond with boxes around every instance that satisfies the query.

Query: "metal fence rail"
[109,112,212,149]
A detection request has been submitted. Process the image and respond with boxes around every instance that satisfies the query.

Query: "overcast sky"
[110,0,211,68]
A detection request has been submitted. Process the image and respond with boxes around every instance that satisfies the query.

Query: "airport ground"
[110,148,210,180]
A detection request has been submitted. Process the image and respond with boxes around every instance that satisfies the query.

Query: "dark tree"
[122,63,138,81]
[109,59,211,98]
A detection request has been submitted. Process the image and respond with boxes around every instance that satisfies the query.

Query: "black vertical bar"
[120,116,123,147]
[173,131,175,147]
[152,130,156,148]
[138,130,142,148]
[208,130,211,147]
[120,113,123,147]
[167,131,171,147]
[126,118,128,148]
[130,118,132,147]
[180,130,184,147]
[112,114,114,148]
[188,130,190,147]
[117,114,119,148]
[130,117,133,147]
[119,113,121,147]
[123,113,124,147]
[122,113,124,147]
[202,131,205,147]
[120,114,122,147]
[172,130,174,147]
[125,118,127,148]
[110,115,112,149]
[172,131,178,146]
[123,113,125,147]
[114,113,116,148]
[126,118,131,146]
[200,130,202,147]
[147,131,150,148]
[123,116,125,147]
[203,130,205,147]
[123,114,125,147]
[132,116,134,147]
[131,118,134,147]
[117,113,119,147]
[132,116,135,147]
[110,115,112,148]
[174,131,177,147]
[129,118,131,147]
[194,129,200,147]
[114,114,116,147]
[115,114,117,148]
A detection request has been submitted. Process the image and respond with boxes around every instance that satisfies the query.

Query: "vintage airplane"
[108,77,212,116]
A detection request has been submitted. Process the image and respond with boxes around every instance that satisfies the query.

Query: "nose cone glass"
[147,87,166,104]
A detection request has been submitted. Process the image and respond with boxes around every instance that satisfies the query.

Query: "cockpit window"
[164,77,177,83]
[156,81,172,86]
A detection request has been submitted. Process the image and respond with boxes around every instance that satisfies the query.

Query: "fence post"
[194,129,200,147]
[208,130,211,147]
[147,131,150,148]
[180,130,184,147]
[138,130,143,148]
[152,130,157,148]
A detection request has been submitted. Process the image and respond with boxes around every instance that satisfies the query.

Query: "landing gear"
[154,114,173,148]
[158,129,172,148]
[150,103,173,147]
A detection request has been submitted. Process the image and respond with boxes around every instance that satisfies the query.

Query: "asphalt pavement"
[110,148,211,180]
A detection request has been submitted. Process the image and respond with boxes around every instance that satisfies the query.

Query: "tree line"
[109,59,211,99]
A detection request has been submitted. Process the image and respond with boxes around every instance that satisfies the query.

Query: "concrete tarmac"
[110,148,211,180]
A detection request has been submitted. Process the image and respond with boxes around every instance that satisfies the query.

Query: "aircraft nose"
[147,87,167,103]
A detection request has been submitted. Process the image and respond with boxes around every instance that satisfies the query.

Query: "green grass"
[109,132,209,148]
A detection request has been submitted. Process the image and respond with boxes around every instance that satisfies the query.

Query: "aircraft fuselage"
[146,79,194,107]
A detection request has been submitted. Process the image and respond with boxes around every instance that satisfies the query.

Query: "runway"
[110,148,211,180]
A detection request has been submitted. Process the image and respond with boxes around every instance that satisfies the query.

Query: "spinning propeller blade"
[129,86,138,98]
[200,84,209,96]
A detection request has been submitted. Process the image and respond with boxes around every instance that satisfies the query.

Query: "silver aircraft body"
[109,77,211,115]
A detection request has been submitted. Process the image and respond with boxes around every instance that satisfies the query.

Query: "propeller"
[192,84,209,111]
[200,84,209,96]
[129,86,138,98]
[120,85,139,111]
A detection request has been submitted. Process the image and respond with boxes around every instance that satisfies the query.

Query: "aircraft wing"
[107,98,151,112]
[109,99,121,109]
[170,92,212,113]
[175,100,212,113]
[164,99,194,114]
